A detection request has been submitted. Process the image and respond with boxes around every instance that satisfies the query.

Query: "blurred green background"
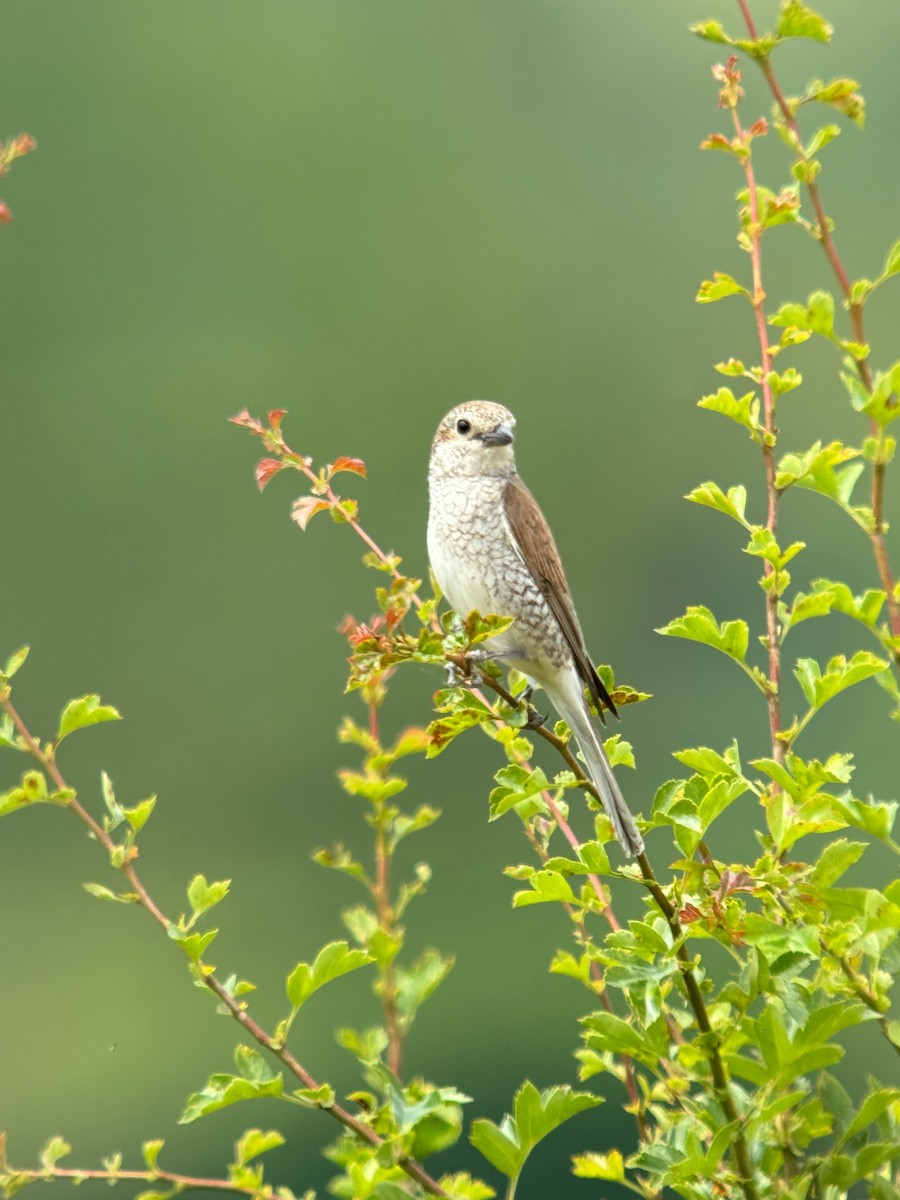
[2,1,898,1195]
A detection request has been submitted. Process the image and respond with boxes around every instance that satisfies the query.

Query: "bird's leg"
[520,684,547,730]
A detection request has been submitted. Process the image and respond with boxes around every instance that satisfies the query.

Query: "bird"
[427,400,644,858]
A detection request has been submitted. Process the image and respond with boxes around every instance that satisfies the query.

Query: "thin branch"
[0,694,449,1200]
[2,1165,261,1197]
[727,99,784,768]
[473,681,760,1200]
[735,0,900,649]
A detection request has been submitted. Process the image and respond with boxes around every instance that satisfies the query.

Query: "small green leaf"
[179,1047,283,1123]
[881,238,900,280]
[513,869,576,907]
[141,1140,164,1172]
[2,646,30,679]
[83,882,135,904]
[697,387,762,439]
[395,949,454,1030]
[122,796,156,832]
[811,839,867,887]
[657,605,749,664]
[39,1138,72,1170]
[685,482,751,528]
[470,1084,601,1182]
[778,1,832,43]
[293,1083,336,1107]
[57,695,121,743]
[233,1129,285,1167]
[188,874,231,918]
[571,1150,625,1181]
[794,651,889,710]
[286,940,373,1009]
[696,272,749,303]
[436,1172,495,1200]
[168,925,218,961]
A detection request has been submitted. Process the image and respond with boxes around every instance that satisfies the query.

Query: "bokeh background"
[2,1,898,1195]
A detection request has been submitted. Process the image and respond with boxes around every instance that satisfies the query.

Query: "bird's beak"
[480,424,514,447]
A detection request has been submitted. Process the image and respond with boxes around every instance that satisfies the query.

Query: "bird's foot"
[445,650,487,689]
[523,703,547,730]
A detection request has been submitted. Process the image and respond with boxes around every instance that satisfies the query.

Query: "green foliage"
[469,1084,601,1193]
[2,5,899,1200]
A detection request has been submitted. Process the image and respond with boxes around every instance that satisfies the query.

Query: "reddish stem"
[735,0,900,648]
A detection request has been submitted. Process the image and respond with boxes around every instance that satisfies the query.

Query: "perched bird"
[427,400,643,858]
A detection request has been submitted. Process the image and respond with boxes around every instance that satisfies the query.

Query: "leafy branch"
[0,656,452,1200]
[0,1130,302,1200]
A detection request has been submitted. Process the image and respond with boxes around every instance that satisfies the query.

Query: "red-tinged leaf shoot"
[0,203,12,225]
[291,496,330,531]
[330,456,368,479]
[268,408,287,430]
[228,409,264,433]
[255,458,283,492]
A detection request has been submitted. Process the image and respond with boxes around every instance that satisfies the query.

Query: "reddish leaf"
[0,203,12,225]
[679,904,703,924]
[291,496,330,531]
[268,408,288,430]
[330,456,367,479]
[255,458,282,492]
[229,409,263,432]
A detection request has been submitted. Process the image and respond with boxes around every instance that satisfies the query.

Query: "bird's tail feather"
[557,697,644,858]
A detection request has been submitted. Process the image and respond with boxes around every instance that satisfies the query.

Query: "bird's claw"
[445,653,484,689]
[523,704,547,730]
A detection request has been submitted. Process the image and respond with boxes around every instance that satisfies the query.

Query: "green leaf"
[512,869,576,907]
[39,1138,72,1170]
[395,949,454,1030]
[179,1047,284,1123]
[470,1084,601,1182]
[882,238,900,280]
[293,1083,335,1108]
[843,1088,900,1140]
[657,605,749,664]
[696,272,749,303]
[56,695,121,743]
[775,442,865,520]
[336,1025,390,1064]
[778,1,832,42]
[168,926,218,961]
[802,77,865,127]
[685,481,750,528]
[187,874,231,918]
[233,1129,285,1166]
[285,940,374,1009]
[488,763,550,821]
[794,651,889,710]
[122,796,156,832]
[141,1140,164,1172]
[83,882,135,904]
[743,913,818,968]
[2,646,29,679]
[436,1172,496,1200]
[0,770,51,816]
[571,1150,625,1181]
[697,387,762,440]
[810,839,867,887]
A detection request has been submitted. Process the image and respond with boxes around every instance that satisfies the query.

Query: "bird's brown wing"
[502,476,618,723]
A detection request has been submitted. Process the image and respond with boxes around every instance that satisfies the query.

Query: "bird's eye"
[456,418,472,435]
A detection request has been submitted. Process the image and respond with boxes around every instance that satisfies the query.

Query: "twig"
[735,0,900,649]
[727,94,784,767]
[474,683,760,1200]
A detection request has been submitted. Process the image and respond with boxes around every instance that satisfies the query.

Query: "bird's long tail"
[555,693,644,858]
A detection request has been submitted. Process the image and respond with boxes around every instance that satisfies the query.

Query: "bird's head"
[430,401,517,478]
